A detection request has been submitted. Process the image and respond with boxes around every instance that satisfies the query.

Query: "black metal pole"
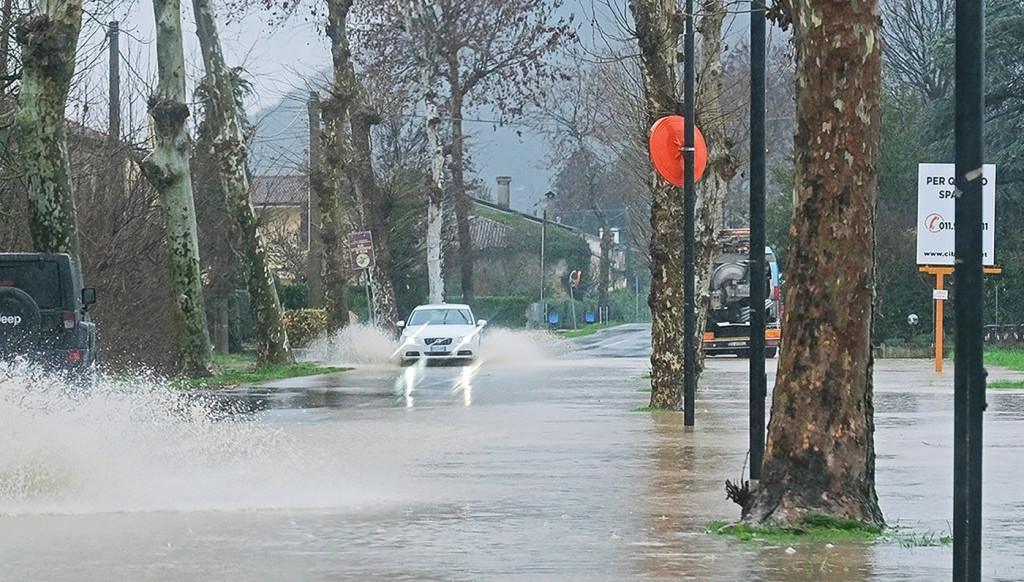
[748,0,767,480]
[953,1,985,580]
[682,0,697,426]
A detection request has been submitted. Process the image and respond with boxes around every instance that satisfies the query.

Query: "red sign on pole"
[347,231,375,270]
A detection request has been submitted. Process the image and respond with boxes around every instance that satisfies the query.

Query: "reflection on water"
[392,358,481,408]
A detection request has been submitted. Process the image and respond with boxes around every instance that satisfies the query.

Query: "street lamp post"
[540,191,555,316]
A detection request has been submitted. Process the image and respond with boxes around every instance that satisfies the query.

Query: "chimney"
[611,227,620,244]
[496,176,512,208]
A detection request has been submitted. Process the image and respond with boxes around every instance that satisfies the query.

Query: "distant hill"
[247,86,555,217]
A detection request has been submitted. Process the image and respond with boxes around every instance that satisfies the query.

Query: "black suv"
[0,253,97,374]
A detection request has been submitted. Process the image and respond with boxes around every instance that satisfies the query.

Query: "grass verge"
[706,515,883,544]
[983,346,1024,371]
[176,352,349,389]
[984,347,1024,388]
[707,515,952,547]
[561,321,620,339]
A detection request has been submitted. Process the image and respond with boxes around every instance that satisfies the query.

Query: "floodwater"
[2,324,1024,581]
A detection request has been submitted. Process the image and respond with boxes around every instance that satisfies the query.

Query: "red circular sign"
[649,115,708,185]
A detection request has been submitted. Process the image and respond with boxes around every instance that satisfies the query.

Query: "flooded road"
[2,324,1024,581]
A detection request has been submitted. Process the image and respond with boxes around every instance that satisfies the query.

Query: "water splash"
[302,323,575,368]
[0,361,400,516]
[476,327,575,364]
[302,323,399,365]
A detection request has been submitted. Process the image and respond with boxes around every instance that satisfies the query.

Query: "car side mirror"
[81,287,97,308]
[396,320,405,328]
[477,319,487,327]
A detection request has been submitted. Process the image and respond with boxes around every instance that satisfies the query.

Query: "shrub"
[283,308,329,347]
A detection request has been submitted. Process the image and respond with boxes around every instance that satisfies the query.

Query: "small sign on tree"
[347,231,375,270]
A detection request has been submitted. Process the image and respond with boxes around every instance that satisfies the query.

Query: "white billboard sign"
[916,163,995,266]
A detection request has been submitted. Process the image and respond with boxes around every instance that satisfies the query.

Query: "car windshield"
[407,308,473,326]
[0,261,63,309]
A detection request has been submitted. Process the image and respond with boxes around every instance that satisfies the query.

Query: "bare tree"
[742,0,885,527]
[193,0,294,365]
[14,0,83,260]
[138,0,215,376]
[880,0,953,103]
[433,0,572,308]
[537,69,621,309]
[398,0,448,305]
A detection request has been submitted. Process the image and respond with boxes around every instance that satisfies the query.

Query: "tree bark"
[15,0,83,263]
[349,113,400,335]
[693,0,734,374]
[744,0,884,527]
[139,0,214,376]
[405,1,446,305]
[193,0,294,366]
[448,61,474,308]
[312,0,359,331]
[630,0,686,410]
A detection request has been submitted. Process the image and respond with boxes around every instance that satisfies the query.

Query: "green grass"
[561,321,621,338]
[892,529,953,547]
[707,516,953,548]
[631,406,675,413]
[176,353,349,389]
[983,347,1024,388]
[706,515,884,544]
[983,346,1024,371]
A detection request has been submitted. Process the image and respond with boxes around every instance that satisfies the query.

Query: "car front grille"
[424,337,452,345]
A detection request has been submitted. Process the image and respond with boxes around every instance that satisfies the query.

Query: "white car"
[397,303,486,365]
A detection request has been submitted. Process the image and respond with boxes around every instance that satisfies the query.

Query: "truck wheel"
[0,287,42,348]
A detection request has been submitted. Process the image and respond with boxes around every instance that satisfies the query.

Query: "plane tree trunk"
[314,0,358,331]
[139,0,214,376]
[15,0,83,261]
[743,0,884,527]
[193,0,293,366]
[630,0,685,410]
[693,0,735,374]
[448,64,474,308]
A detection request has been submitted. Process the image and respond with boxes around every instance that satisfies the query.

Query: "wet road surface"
[2,324,1024,580]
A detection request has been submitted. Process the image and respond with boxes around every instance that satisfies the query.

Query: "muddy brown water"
[2,325,1023,580]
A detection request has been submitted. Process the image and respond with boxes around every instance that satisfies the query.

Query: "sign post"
[347,231,375,324]
[916,164,998,373]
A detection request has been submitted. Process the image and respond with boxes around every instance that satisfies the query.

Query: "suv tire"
[0,287,42,348]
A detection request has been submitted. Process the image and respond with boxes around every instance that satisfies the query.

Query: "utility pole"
[682,0,697,426]
[540,190,555,315]
[749,0,768,481]
[953,1,985,579]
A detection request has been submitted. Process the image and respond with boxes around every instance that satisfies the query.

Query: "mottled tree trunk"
[744,0,884,527]
[448,72,474,308]
[193,0,293,366]
[424,69,446,305]
[630,0,686,410]
[316,0,354,331]
[693,0,734,374]
[350,108,401,331]
[14,0,83,262]
[139,0,214,376]
[405,1,446,305]
[350,113,400,335]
